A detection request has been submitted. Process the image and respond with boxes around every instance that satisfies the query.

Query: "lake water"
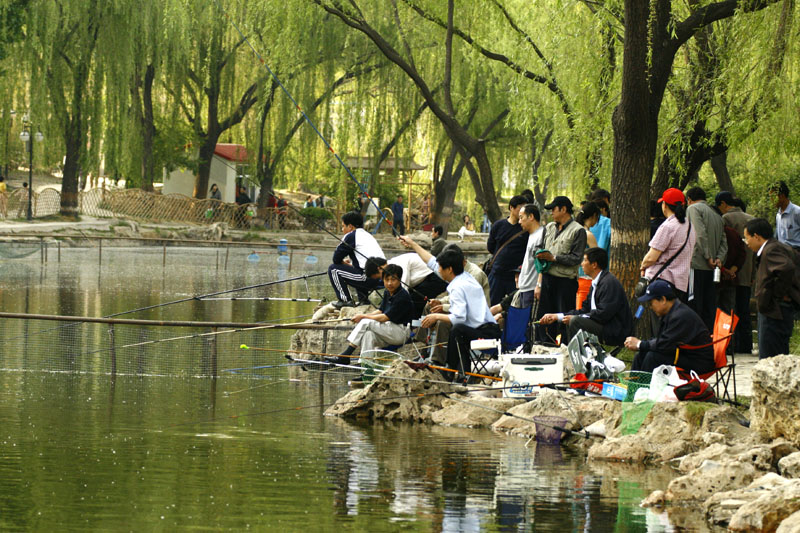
[0,244,701,531]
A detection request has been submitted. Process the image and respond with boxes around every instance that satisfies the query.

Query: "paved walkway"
[730,353,760,399]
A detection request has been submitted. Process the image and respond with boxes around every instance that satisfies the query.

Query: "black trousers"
[757,303,795,359]
[535,274,578,343]
[632,350,715,375]
[447,322,501,379]
[327,263,381,302]
[689,269,717,332]
[488,272,517,306]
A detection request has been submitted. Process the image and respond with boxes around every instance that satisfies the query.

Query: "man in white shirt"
[399,236,499,382]
[517,204,544,308]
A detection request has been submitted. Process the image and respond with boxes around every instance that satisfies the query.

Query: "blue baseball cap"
[637,279,674,302]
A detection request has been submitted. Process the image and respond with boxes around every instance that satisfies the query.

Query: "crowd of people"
[323,182,800,383]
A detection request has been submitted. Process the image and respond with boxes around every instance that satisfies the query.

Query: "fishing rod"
[201,297,322,302]
[238,341,449,362]
[286,354,470,386]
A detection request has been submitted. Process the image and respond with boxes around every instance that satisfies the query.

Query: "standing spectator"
[534,196,587,343]
[686,186,727,331]
[328,211,385,309]
[17,182,29,218]
[769,180,800,251]
[650,199,666,238]
[430,225,448,256]
[391,194,405,235]
[303,195,316,208]
[0,176,6,218]
[716,191,755,354]
[640,188,695,302]
[589,189,612,251]
[717,223,746,343]
[575,202,600,308]
[317,194,325,208]
[517,204,544,308]
[421,194,431,225]
[209,183,221,201]
[743,218,800,359]
[276,193,288,228]
[486,195,530,305]
[520,188,534,204]
[264,191,277,229]
[235,185,251,205]
[481,207,491,233]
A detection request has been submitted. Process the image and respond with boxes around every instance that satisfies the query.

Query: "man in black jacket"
[624,280,715,374]
[539,248,631,345]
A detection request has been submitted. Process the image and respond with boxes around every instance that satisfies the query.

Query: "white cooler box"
[495,352,564,398]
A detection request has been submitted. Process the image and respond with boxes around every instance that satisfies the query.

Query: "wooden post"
[40,238,44,264]
[321,329,329,355]
[216,250,219,270]
[58,241,61,262]
[109,324,117,376]
[210,327,218,378]
[99,238,102,266]
[224,247,229,270]
[162,243,166,268]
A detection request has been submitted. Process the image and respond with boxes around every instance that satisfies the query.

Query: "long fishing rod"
[201,297,322,302]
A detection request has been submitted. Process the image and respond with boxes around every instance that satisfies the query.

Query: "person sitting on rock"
[325,264,413,366]
[539,247,632,346]
[364,254,449,319]
[430,225,448,256]
[624,279,715,374]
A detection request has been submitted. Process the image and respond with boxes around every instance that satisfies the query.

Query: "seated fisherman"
[539,247,632,346]
[624,279,715,374]
[325,264,413,365]
[399,236,499,382]
[364,254,449,319]
[328,211,385,308]
[430,225,448,256]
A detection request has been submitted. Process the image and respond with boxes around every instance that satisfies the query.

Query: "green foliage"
[298,206,334,221]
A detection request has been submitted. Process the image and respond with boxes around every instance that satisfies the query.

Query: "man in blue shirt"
[399,237,499,382]
[589,189,611,251]
[770,181,800,251]
[391,194,405,235]
[325,264,413,365]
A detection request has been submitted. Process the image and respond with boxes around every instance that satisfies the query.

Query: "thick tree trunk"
[194,133,219,199]
[610,0,654,308]
[60,72,86,218]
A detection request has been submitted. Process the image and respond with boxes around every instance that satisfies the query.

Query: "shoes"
[324,355,351,365]
[332,300,355,309]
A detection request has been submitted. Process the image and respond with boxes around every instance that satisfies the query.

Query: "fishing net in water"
[360,348,403,383]
[533,415,568,444]
[619,371,654,435]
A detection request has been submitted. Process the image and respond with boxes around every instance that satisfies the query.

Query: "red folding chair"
[677,309,740,404]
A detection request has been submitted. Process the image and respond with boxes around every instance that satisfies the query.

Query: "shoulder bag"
[634,221,692,298]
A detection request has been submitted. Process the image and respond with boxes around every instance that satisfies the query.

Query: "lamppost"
[19,117,44,221]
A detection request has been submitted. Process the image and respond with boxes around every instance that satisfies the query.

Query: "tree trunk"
[610,0,654,306]
[432,144,462,230]
[194,132,219,199]
[140,63,156,192]
[711,151,734,193]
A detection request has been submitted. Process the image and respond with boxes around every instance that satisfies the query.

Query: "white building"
[163,144,252,203]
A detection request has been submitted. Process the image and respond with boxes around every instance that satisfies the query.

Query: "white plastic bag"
[648,365,672,402]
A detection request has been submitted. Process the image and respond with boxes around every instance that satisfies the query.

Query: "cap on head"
[544,196,573,210]
[657,188,685,205]
[637,279,674,302]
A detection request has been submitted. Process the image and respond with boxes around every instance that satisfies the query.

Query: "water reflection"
[0,246,700,531]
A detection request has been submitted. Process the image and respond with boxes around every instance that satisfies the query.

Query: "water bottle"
[713,266,721,283]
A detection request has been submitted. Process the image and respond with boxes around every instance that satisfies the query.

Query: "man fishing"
[327,211,385,308]
[325,263,413,366]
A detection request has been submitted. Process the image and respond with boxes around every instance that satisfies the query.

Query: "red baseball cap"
[657,188,685,205]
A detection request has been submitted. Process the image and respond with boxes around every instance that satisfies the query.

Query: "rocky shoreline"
[292,312,800,532]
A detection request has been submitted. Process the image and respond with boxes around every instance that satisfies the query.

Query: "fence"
[0,187,344,229]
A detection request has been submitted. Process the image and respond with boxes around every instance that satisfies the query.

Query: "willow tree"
[24,0,121,215]
[610,0,782,291]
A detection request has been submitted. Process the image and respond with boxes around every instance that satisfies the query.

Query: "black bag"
[637,221,693,298]
[674,376,716,403]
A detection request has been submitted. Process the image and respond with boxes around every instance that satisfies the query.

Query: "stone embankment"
[294,313,800,532]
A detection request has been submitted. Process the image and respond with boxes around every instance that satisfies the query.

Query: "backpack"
[674,374,716,403]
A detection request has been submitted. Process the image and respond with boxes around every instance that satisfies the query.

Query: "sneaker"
[332,300,355,309]
[323,355,352,365]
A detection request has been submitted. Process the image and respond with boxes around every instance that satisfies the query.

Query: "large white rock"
[751,355,800,446]
[780,452,800,479]
[432,396,525,427]
[666,459,757,503]
[704,473,800,529]
[777,510,800,533]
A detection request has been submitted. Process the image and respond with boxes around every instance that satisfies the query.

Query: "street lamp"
[19,122,43,221]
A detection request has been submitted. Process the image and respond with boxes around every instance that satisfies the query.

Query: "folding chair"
[677,309,740,404]
[501,304,533,352]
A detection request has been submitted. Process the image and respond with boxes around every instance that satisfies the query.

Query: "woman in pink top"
[640,188,696,302]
